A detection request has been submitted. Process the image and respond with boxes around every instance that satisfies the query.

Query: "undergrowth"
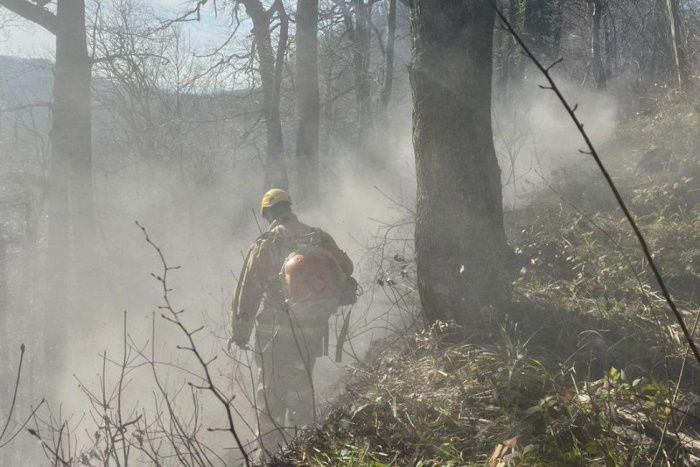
[276,322,698,466]
[276,96,700,466]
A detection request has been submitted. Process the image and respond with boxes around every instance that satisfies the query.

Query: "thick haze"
[0,2,627,463]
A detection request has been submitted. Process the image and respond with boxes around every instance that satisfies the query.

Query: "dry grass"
[274,323,499,466]
[274,318,700,466]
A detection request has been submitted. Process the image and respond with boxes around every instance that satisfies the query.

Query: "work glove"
[227,335,250,352]
[228,319,252,351]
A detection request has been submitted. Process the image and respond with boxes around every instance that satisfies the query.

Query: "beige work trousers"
[253,300,335,461]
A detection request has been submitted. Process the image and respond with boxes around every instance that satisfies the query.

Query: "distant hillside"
[0,54,256,110]
[0,55,53,102]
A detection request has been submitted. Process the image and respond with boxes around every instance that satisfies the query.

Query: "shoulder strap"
[268,229,323,247]
[258,231,275,240]
[306,228,323,246]
[254,231,275,245]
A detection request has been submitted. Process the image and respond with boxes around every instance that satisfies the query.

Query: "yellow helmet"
[260,188,291,214]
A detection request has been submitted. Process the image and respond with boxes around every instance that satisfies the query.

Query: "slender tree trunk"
[494,14,508,94]
[19,193,38,408]
[244,0,289,190]
[590,0,607,89]
[505,0,525,90]
[665,0,690,90]
[0,236,7,397]
[379,0,397,111]
[604,10,613,78]
[649,0,671,84]
[410,0,511,327]
[353,0,372,145]
[0,235,9,467]
[368,0,397,171]
[295,0,320,206]
[322,60,334,158]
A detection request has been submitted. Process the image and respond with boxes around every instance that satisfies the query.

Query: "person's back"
[229,189,353,461]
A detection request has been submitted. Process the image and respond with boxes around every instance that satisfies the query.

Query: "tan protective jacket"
[231,212,353,344]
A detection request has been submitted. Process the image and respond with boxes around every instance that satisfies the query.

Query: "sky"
[0,0,235,59]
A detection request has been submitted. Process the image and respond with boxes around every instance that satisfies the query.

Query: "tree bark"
[295,0,320,206]
[410,0,511,326]
[243,0,289,190]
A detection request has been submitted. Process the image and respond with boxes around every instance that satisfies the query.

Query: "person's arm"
[320,230,354,276]
[230,239,267,346]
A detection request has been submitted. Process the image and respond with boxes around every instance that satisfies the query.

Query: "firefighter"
[229,188,353,460]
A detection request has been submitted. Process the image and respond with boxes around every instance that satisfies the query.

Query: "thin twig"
[136,221,251,466]
[0,344,46,450]
[0,344,25,442]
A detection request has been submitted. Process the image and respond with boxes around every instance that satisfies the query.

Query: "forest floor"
[273,92,700,466]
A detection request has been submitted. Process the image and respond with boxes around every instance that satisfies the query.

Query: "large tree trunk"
[295,0,320,206]
[61,0,94,244]
[0,0,94,396]
[244,0,289,190]
[410,0,511,327]
[46,0,94,382]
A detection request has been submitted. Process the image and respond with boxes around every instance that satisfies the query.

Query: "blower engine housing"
[280,245,344,305]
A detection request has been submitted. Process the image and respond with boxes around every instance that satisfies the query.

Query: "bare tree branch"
[0,0,57,34]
